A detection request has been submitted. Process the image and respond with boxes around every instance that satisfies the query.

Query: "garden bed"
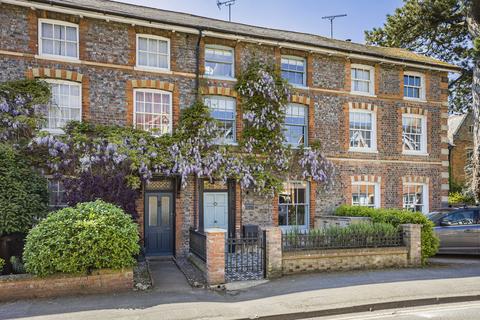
[0,268,133,302]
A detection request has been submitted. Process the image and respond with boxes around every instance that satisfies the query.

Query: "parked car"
[427,207,480,255]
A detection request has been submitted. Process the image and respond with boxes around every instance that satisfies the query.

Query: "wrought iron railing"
[282,230,404,252]
[225,233,266,282]
[189,229,206,261]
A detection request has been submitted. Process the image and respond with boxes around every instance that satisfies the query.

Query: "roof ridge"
[28,0,460,70]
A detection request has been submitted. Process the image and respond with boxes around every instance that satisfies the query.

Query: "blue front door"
[145,192,173,255]
[203,192,228,230]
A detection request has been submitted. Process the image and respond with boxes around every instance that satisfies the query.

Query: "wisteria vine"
[19,61,334,205]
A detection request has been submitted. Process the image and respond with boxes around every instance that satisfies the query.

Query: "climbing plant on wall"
[29,60,335,217]
[0,79,50,146]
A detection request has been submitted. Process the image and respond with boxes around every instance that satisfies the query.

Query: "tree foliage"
[365,0,473,112]
[0,143,48,235]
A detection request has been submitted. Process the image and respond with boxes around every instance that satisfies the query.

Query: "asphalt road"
[309,301,480,320]
[1,255,479,320]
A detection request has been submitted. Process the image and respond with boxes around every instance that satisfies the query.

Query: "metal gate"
[225,231,266,282]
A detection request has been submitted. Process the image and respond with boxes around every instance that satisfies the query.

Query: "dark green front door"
[145,192,173,255]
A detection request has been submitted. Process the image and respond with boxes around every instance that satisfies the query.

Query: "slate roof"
[30,0,460,71]
[448,114,468,145]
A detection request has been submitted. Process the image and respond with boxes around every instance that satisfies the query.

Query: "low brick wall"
[0,268,133,302]
[283,247,408,275]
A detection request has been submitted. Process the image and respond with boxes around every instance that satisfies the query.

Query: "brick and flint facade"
[0,0,459,256]
[448,112,474,187]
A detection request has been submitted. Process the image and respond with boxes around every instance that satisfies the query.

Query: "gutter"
[3,0,461,73]
[195,29,203,100]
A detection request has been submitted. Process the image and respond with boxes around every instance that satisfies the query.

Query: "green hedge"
[448,192,475,205]
[0,143,48,235]
[335,205,439,264]
[24,200,140,276]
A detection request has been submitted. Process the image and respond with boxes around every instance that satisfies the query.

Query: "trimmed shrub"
[0,258,4,271]
[0,143,48,235]
[448,191,475,205]
[24,200,140,276]
[335,205,439,264]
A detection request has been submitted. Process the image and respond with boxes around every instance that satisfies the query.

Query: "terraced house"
[0,0,459,257]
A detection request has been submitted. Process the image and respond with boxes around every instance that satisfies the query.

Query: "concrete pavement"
[1,256,480,320]
[309,301,480,319]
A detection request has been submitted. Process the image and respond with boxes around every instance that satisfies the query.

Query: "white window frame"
[351,181,380,209]
[278,181,310,231]
[133,88,173,135]
[204,44,235,80]
[284,103,308,148]
[281,55,307,87]
[403,71,426,101]
[402,113,428,155]
[348,108,377,153]
[402,182,429,214]
[350,64,375,96]
[135,34,171,72]
[47,178,67,211]
[43,79,82,135]
[204,95,237,145]
[38,18,79,61]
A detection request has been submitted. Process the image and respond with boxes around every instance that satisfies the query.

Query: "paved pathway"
[1,256,479,320]
[148,258,192,293]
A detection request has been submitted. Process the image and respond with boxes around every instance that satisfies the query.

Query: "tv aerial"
[322,14,347,39]
[217,0,236,22]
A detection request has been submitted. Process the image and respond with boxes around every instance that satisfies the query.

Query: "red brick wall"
[0,269,133,302]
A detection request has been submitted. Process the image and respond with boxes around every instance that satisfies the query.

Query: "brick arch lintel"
[201,86,237,98]
[130,79,175,91]
[351,175,382,183]
[402,106,428,116]
[402,176,430,184]
[290,95,311,106]
[27,67,83,82]
[349,102,377,112]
